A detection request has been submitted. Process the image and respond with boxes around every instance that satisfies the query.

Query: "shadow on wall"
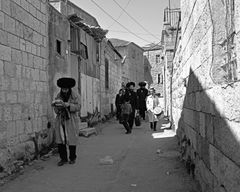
[176,68,240,192]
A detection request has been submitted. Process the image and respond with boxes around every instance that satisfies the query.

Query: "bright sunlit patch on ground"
[152,130,176,139]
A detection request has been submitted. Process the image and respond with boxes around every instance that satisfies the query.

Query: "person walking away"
[123,82,138,133]
[52,77,81,166]
[137,82,148,120]
[121,98,132,134]
[146,88,160,131]
[115,89,124,120]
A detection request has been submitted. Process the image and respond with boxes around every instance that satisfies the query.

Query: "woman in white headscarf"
[146,88,159,131]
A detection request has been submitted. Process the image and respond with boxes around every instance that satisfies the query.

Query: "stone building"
[48,4,71,103]
[172,0,240,191]
[0,0,123,174]
[143,55,153,88]
[161,7,181,116]
[100,39,122,116]
[0,0,52,173]
[110,38,145,86]
[49,0,123,118]
[143,44,164,95]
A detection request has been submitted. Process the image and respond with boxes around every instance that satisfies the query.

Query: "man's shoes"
[69,160,76,164]
[57,160,68,166]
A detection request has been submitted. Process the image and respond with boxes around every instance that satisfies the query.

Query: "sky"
[70,0,180,47]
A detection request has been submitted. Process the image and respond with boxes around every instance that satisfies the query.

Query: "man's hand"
[63,102,70,108]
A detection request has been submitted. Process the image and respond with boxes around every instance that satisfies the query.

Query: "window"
[132,50,136,58]
[80,42,88,59]
[220,0,238,83]
[70,26,88,59]
[56,40,61,55]
[157,74,163,84]
[96,43,100,62]
[156,54,161,63]
[105,58,109,89]
[70,26,80,52]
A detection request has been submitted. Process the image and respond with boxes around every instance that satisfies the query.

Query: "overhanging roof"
[68,14,108,43]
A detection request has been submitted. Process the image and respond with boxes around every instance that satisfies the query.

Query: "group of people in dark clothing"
[52,77,162,166]
[115,81,162,134]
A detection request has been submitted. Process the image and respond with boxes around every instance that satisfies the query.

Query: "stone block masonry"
[0,0,52,174]
[172,0,240,191]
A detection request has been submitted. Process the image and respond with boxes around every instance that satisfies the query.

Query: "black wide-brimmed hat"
[138,81,146,86]
[57,77,76,88]
[126,82,135,88]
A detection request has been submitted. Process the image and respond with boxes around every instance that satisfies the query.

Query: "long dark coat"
[54,90,81,146]
[137,87,148,111]
[124,89,138,110]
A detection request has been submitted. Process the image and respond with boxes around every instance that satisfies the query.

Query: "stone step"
[79,122,88,130]
[79,128,97,137]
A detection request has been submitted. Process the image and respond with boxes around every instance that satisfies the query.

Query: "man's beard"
[60,89,71,102]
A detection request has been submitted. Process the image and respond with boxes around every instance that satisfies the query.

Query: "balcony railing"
[164,8,181,28]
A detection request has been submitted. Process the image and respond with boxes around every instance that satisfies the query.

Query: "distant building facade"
[110,38,145,86]
[143,55,153,89]
[161,8,181,115]
[143,44,164,95]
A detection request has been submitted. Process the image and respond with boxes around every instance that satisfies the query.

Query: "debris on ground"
[156,149,162,154]
[99,156,114,165]
[166,171,170,175]
[40,154,51,161]
[79,128,97,137]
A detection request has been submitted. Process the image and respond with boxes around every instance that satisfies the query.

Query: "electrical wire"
[90,0,153,44]
[109,30,160,36]
[112,0,161,41]
[107,0,132,29]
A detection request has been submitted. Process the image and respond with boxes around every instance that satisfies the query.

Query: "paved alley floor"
[0,119,199,192]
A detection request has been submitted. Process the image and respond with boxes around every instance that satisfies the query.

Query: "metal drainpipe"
[170,11,181,130]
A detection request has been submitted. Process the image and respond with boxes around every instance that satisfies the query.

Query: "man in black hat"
[123,81,138,134]
[137,82,149,120]
[52,77,81,166]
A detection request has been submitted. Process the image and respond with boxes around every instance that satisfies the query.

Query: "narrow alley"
[0,0,240,191]
[0,120,198,192]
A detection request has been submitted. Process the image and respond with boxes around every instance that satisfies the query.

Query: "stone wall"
[127,43,144,85]
[0,0,52,174]
[173,0,240,191]
[115,44,144,85]
[100,40,122,116]
[48,5,70,101]
[144,49,164,95]
[143,55,153,87]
